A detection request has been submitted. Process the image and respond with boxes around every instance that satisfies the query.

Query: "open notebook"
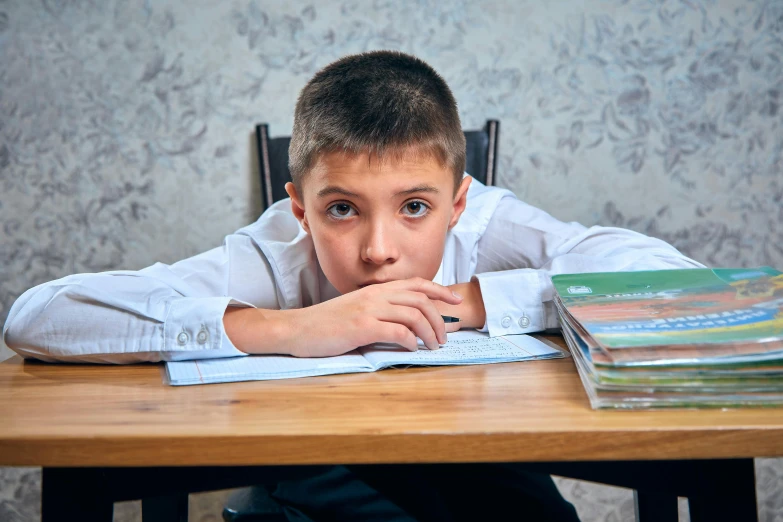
[165,331,567,386]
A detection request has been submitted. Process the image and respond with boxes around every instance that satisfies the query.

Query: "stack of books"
[552,267,783,409]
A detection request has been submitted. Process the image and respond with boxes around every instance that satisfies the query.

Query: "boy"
[4,51,703,520]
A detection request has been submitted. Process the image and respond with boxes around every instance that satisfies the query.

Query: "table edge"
[2,429,783,466]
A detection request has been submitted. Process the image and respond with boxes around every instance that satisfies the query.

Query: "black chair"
[255,119,501,211]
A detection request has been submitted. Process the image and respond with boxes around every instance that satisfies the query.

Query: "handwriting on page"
[426,338,523,358]
[360,331,545,368]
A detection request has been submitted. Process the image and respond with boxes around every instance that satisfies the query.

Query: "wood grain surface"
[2,336,782,467]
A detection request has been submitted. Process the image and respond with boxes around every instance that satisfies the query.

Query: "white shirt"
[3,178,704,364]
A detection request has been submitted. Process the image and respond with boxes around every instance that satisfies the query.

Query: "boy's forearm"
[224,278,476,356]
[223,307,299,355]
[436,280,486,329]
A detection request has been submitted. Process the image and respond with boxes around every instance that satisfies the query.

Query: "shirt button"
[501,315,512,328]
[518,315,530,328]
[197,330,209,345]
[176,331,190,346]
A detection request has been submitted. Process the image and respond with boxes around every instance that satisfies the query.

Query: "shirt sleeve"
[2,232,280,364]
[472,196,706,337]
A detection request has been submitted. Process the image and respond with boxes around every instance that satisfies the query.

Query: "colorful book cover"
[554,293,783,365]
[551,267,783,350]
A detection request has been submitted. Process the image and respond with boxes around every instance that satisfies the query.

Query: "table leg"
[687,459,757,522]
[634,490,678,522]
[42,468,114,522]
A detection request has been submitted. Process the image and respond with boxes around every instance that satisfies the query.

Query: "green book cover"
[551,267,783,349]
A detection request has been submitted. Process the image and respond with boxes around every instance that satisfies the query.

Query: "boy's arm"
[3,237,464,363]
[2,234,277,364]
[459,196,705,337]
[223,278,463,357]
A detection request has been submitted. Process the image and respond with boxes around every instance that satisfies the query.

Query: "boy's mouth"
[359,279,393,288]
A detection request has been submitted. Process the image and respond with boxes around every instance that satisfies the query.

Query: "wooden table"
[2,335,781,521]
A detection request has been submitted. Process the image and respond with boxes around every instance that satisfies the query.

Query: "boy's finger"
[377,305,440,350]
[445,320,461,333]
[386,291,446,344]
[394,278,463,304]
[374,321,418,351]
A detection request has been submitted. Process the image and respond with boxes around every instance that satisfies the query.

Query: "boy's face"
[285,151,471,295]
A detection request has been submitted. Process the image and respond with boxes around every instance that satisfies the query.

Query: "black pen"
[441,315,460,323]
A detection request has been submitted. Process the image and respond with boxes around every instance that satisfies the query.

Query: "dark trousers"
[272,464,581,522]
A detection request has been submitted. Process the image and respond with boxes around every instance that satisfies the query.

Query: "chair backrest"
[256,120,500,211]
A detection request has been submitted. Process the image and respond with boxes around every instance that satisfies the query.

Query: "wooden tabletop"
[2,335,782,467]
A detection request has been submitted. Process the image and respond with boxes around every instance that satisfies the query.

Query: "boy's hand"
[284,278,463,357]
[432,280,486,330]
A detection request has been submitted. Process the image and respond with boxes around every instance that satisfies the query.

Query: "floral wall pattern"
[1,0,781,520]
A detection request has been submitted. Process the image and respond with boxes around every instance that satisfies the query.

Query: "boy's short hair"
[289,50,466,190]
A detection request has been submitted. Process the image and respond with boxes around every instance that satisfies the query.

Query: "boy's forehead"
[303,150,453,198]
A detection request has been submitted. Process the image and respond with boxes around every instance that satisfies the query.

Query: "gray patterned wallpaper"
[0,0,781,521]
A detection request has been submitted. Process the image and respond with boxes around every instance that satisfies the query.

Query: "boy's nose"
[361,222,399,265]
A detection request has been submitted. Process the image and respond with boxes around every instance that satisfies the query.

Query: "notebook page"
[166,351,373,386]
[359,331,565,370]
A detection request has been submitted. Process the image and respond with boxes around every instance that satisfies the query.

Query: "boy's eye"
[327,203,357,219]
[401,200,430,217]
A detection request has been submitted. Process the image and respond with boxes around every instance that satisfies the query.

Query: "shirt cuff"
[163,296,252,360]
[472,269,548,337]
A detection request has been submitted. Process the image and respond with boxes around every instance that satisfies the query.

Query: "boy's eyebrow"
[315,184,440,198]
[394,184,440,197]
[316,186,361,198]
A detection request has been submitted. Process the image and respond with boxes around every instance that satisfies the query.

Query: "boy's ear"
[285,182,310,233]
[448,176,472,230]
